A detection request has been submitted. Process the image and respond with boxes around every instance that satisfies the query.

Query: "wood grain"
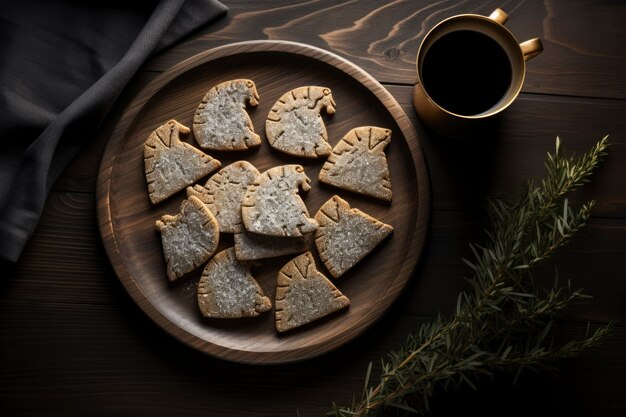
[1,299,624,417]
[390,86,626,219]
[145,0,626,99]
[401,211,626,322]
[7,192,625,325]
[4,1,626,416]
[96,41,430,363]
[56,84,626,218]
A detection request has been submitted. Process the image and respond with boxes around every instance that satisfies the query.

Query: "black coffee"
[421,30,512,116]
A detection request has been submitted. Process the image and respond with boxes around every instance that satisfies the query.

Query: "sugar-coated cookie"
[266,86,335,158]
[187,161,260,233]
[193,79,261,151]
[241,165,318,237]
[275,252,349,332]
[319,126,392,201]
[156,196,220,281]
[197,248,271,318]
[144,120,220,205]
[314,196,393,278]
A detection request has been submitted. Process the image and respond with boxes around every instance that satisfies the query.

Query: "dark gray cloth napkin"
[0,0,228,262]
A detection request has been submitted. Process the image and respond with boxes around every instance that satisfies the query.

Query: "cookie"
[197,248,271,318]
[193,79,261,151]
[275,252,350,332]
[144,120,221,205]
[266,86,336,158]
[314,196,393,278]
[156,196,220,281]
[234,229,310,261]
[186,161,261,233]
[319,126,392,201]
[241,165,318,237]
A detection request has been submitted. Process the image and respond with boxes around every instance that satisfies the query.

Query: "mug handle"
[489,8,544,61]
[520,38,544,61]
[489,8,508,24]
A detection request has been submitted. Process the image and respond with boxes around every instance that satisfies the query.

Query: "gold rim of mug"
[415,14,526,120]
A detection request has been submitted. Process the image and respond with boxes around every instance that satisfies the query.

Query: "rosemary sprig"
[330,136,612,416]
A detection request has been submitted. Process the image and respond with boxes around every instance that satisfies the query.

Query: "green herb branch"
[330,136,612,416]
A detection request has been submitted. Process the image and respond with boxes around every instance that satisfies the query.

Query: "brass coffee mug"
[413,8,543,138]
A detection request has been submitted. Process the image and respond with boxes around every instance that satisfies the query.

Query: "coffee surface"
[421,30,512,116]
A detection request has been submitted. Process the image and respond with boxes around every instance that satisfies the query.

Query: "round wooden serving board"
[96,41,430,364]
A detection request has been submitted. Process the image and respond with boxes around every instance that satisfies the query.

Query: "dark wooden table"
[2,1,625,416]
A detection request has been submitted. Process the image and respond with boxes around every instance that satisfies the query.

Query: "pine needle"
[328,136,612,417]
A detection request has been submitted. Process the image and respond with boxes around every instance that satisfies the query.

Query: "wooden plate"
[96,41,430,364]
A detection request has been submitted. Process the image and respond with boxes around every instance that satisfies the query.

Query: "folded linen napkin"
[0,0,228,262]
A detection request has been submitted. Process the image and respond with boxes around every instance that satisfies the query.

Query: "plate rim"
[96,40,431,364]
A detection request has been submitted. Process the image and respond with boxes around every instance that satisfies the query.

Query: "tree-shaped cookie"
[242,165,318,237]
[319,126,392,201]
[197,248,271,318]
[266,86,336,158]
[144,120,221,205]
[275,252,350,332]
[314,196,393,278]
[186,161,260,233]
[156,196,220,281]
[193,79,261,151]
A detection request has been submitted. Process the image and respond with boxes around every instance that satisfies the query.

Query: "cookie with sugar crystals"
[314,195,393,278]
[241,165,318,237]
[156,196,220,281]
[197,248,271,319]
[193,79,261,151]
[319,126,392,201]
[266,86,336,158]
[187,161,260,233]
[234,229,310,261]
[275,252,350,332]
[144,120,221,205]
